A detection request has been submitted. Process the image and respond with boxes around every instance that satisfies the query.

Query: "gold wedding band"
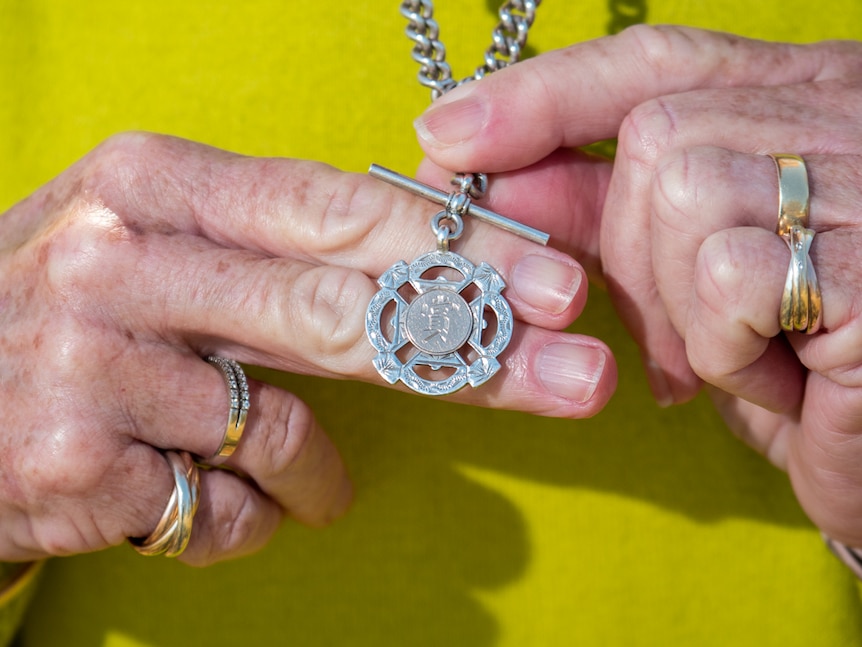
[129,450,200,558]
[770,154,822,334]
[205,355,249,464]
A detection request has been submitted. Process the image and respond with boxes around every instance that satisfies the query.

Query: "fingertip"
[509,254,587,322]
[642,353,703,408]
[305,474,354,528]
[643,356,674,408]
[535,340,615,409]
[414,84,487,150]
[272,415,354,529]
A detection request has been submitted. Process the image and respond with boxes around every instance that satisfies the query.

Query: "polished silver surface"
[363,0,540,396]
[400,0,542,100]
[365,250,513,396]
[369,164,549,245]
[405,288,473,354]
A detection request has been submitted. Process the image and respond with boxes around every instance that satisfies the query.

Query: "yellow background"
[2,1,862,645]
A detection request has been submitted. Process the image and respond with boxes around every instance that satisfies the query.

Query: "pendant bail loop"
[431,209,463,252]
[436,226,450,252]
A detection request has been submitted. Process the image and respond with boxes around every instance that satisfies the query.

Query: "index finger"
[413,25,859,173]
[27,132,586,331]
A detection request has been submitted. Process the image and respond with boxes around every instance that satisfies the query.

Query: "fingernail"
[644,357,674,408]
[414,87,486,147]
[511,255,582,315]
[538,343,606,403]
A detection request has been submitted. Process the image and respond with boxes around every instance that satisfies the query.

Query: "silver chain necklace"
[401,0,541,100]
[365,1,546,397]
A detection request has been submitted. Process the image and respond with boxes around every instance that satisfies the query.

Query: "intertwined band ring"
[771,153,822,334]
[129,450,200,557]
[205,355,249,464]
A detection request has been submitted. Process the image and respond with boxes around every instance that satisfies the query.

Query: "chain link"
[451,172,487,199]
[397,0,546,249]
[400,0,541,100]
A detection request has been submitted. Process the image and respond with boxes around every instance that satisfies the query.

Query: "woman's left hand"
[413,25,862,546]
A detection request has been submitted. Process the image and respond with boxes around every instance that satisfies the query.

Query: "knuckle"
[652,149,700,234]
[618,24,696,72]
[615,26,696,168]
[41,134,169,301]
[42,215,114,300]
[285,266,375,370]
[79,132,168,206]
[310,173,389,253]
[617,97,679,169]
[18,425,111,506]
[78,132,194,240]
[218,490,266,558]
[258,392,317,479]
[188,491,271,567]
[693,231,745,314]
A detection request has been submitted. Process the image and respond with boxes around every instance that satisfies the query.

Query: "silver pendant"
[366,249,512,396]
[365,165,548,397]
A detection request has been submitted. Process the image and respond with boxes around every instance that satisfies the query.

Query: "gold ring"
[770,154,822,334]
[129,450,200,557]
[205,355,249,464]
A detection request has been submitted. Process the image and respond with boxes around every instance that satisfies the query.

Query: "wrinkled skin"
[0,133,616,565]
[415,25,862,546]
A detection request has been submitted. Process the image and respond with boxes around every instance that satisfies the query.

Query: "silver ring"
[205,355,249,465]
[129,450,200,558]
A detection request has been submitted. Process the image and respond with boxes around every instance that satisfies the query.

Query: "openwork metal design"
[366,250,513,396]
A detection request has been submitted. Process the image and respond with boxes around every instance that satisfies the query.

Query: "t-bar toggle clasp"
[368,164,550,246]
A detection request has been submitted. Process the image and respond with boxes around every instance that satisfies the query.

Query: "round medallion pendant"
[404,289,473,355]
[365,250,513,396]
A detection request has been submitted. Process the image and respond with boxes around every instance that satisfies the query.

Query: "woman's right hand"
[0,132,615,565]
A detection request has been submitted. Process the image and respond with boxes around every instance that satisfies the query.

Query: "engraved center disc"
[404,288,473,355]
